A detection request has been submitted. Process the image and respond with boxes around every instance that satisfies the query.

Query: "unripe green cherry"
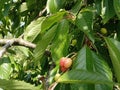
[54,73,61,81]
[100,28,107,34]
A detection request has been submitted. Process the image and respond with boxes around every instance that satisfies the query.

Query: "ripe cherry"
[59,57,72,72]
[64,58,72,68]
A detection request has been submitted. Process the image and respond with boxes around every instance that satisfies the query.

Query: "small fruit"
[59,57,72,72]
[71,39,77,46]
[60,57,65,67]
[54,73,61,81]
[100,28,107,34]
[60,66,68,72]
[64,58,72,68]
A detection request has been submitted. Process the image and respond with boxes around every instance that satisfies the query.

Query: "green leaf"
[24,17,45,42]
[51,19,70,64]
[41,11,66,33]
[95,0,102,15]
[95,0,115,24]
[113,0,120,20]
[20,2,28,12]
[0,79,39,90]
[57,70,112,84]
[70,0,83,15]
[76,8,95,43]
[34,24,58,65]
[17,46,29,57]
[71,46,113,90]
[0,57,12,79]
[105,37,120,83]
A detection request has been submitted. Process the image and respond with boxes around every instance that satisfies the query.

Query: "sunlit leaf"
[0,57,12,79]
[71,46,113,90]
[34,24,58,65]
[20,2,28,12]
[24,17,45,42]
[0,79,39,90]
[41,11,66,33]
[105,37,120,83]
[51,19,70,64]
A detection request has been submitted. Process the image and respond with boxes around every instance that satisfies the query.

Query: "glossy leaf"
[57,69,112,84]
[76,8,95,43]
[0,79,39,90]
[51,19,70,64]
[34,24,58,65]
[71,46,112,90]
[105,37,120,83]
[41,11,66,33]
[24,17,45,42]
[113,0,120,20]
[0,57,12,79]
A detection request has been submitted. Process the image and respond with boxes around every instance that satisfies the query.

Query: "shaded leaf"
[70,0,83,15]
[95,0,115,24]
[76,8,95,43]
[113,0,120,20]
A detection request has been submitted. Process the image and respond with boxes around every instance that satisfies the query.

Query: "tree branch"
[0,39,36,48]
[0,38,36,58]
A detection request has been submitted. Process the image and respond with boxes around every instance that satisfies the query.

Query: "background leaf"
[113,0,120,20]
[95,0,115,24]
[0,79,39,90]
[0,57,12,79]
[70,0,83,15]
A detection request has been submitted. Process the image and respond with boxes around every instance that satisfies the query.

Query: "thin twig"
[48,82,58,90]
[39,7,47,16]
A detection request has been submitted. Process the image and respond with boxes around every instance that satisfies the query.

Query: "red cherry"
[64,58,72,68]
[59,57,72,72]
[60,66,68,72]
[60,57,65,67]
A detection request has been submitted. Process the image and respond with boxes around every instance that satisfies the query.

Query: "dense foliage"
[0,0,120,90]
